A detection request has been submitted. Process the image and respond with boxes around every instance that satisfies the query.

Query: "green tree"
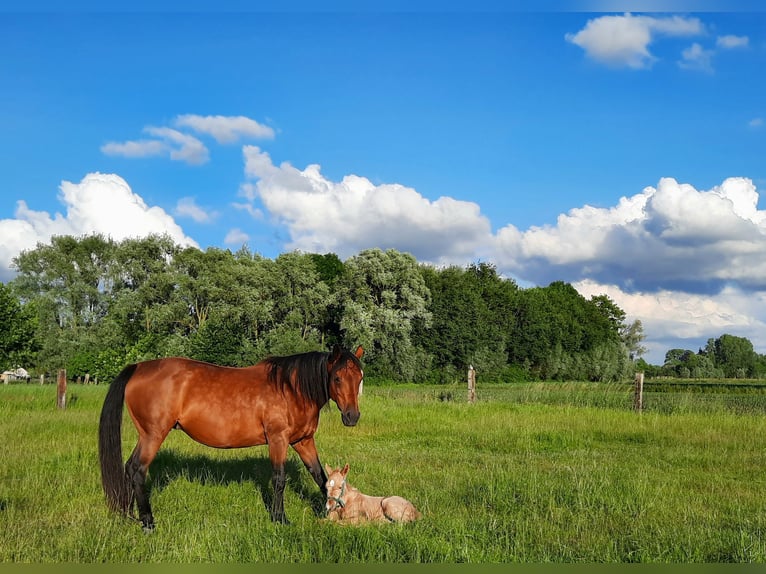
[12,234,115,331]
[309,252,344,284]
[336,248,431,381]
[620,319,647,361]
[712,334,757,378]
[415,262,517,382]
[509,283,628,381]
[11,234,116,372]
[107,234,179,343]
[272,252,331,346]
[0,283,38,371]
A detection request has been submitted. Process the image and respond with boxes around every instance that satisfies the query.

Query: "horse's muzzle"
[341,410,360,426]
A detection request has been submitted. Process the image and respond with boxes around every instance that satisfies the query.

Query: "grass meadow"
[0,380,765,563]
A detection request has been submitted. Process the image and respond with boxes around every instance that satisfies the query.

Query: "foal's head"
[324,463,350,513]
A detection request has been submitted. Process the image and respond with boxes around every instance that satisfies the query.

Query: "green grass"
[1,382,765,562]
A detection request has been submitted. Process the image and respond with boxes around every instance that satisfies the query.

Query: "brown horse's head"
[328,345,364,426]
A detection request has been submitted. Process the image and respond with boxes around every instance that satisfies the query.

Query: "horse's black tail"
[98,363,138,514]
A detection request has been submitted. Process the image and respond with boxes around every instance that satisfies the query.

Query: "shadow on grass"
[148,450,327,517]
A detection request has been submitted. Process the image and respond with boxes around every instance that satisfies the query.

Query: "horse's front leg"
[292,436,327,496]
[268,436,290,524]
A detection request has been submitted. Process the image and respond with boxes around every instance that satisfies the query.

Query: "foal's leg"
[268,436,290,524]
[292,436,327,495]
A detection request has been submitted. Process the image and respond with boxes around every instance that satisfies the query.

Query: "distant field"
[1,381,764,562]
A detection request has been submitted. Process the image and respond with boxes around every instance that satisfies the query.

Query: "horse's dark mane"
[265,349,360,407]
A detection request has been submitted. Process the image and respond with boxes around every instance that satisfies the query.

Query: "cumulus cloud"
[494,177,766,294]
[102,127,209,165]
[717,34,749,49]
[175,114,275,143]
[0,173,197,281]
[566,13,704,69]
[240,145,493,263]
[678,42,714,73]
[174,197,217,223]
[224,228,250,246]
[574,279,766,362]
[101,139,167,159]
[102,114,272,164]
[143,127,209,165]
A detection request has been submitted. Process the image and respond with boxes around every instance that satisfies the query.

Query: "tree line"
[0,233,761,383]
[639,334,766,379]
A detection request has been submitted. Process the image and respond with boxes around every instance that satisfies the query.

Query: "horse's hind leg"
[125,434,165,532]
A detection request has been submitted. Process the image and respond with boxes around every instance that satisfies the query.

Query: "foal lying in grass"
[324,463,421,524]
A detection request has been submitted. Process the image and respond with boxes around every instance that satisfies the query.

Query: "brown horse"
[98,345,364,531]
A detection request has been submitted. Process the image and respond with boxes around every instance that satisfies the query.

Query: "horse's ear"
[354,345,364,359]
[330,344,342,362]
[341,463,349,477]
[325,463,332,475]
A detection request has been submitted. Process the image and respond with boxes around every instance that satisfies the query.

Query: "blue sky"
[2,4,766,364]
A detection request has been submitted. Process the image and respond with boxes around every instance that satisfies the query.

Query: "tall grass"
[1,382,764,562]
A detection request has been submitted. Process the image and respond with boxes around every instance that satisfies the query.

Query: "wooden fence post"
[468,365,476,404]
[634,371,644,412]
[40,374,44,386]
[57,369,67,409]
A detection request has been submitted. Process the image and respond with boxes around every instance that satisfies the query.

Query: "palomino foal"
[324,463,421,524]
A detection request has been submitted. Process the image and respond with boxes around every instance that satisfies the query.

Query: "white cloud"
[224,228,250,246]
[143,127,209,165]
[749,118,763,129]
[574,279,766,364]
[0,172,197,281]
[101,128,209,165]
[101,139,168,159]
[101,114,272,164]
[678,42,714,73]
[717,34,749,49]
[175,114,275,143]
[240,145,493,263]
[175,197,217,223]
[566,13,704,69]
[494,177,766,293]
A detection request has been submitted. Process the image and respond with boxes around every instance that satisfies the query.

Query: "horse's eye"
[333,376,341,384]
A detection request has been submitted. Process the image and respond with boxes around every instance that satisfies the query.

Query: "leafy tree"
[508,282,629,381]
[620,319,647,361]
[309,252,344,284]
[635,357,662,378]
[188,311,258,367]
[12,234,114,331]
[416,262,517,382]
[711,334,757,378]
[108,234,179,342]
[0,283,38,370]
[336,248,431,381]
[11,234,116,372]
[272,252,331,346]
